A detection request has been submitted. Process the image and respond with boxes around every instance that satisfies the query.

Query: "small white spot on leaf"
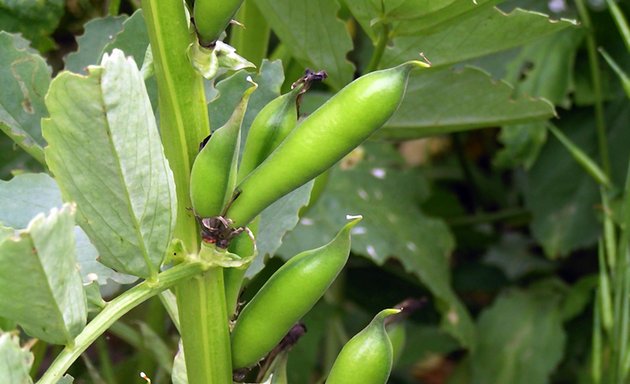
[366,245,377,258]
[352,226,367,235]
[300,218,314,226]
[406,242,417,251]
[371,168,386,179]
[358,189,369,200]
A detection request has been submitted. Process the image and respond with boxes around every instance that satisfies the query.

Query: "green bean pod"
[231,216,362,369]
[193,0,245,46]
[189,80,256,218]
[237,85,302,183]
[326,308,401,384]
[225,61,428,227]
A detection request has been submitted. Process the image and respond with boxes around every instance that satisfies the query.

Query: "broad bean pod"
[189,80,256,219]
[225,61,428,228]
[326,308,400,384]
[230,216,361,368]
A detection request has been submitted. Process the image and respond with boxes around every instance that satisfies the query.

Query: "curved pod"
[231,217,361,368]
[326,308,400,384]
[189,81,256,218]
[226,61,427,227]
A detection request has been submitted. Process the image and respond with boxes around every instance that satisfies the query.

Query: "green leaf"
[525,101,630,257]
[0,173,137,285]
[378,66,555,139]
[102,10,150,69]
[246,181,314,279]
[0,332,33,384]
[254,0,355,89]
[56,375,74,384]
[64,15,128,73]
[391,0,502,36]
[504,28,583,107]
[43,49,177,279]
[494,122,548,170]
[280,143,475,348]
[0,173,61,228]
[137,322,174,374]
[0,32,50,163]
[483,232,555,280]
[471,288,566,384]
[208,60,285,151]
[382,8,577,69]
[0,204,87,345]
[0,0,64,51]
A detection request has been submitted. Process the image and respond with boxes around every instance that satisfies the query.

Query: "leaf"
[391,0,502,36]
[102,10,150,69]
[0,173,137,285]
[0,332,33,384]
[471,288,566,384]
[483,232,555,280]
[0,32,51,163]
[0,204,87,345]
[0,0,64,51]
[208,60,285,150]
[504,28,583,107]
[280,143,475,348]
[254,0,355,89]
[172,341,187,384]
[494,122,548,170]
[525,101,630,257]
[382,8,577,69]
[137,322,174,374]
[43,49,177,279]
[378,66,555,139]
[0,173,62,228]
[56,375,74,384]
[246,181,314,279]
[64,15,128,73]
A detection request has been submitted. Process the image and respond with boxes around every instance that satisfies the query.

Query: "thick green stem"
[141,0,209,252]
[575,0,611,178]
[36,262,206,384]
[142,1,234,382]
[229,1,270,67]
[176,268,232,384]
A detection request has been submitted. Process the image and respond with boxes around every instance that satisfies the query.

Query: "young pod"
[189,80,256,218]
[326,308,401,384]
[237,85,302,183]
[193,0,245,46]
[230,216,362,369]
[225,61,428,228]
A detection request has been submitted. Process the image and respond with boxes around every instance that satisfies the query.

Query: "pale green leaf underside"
[0,173,137,285]
[0,332,33,384]
[0,204,86,345]
[255,0,355,89]
[43,49,176,279]
[379,66,555,139]
[382,8,577,70]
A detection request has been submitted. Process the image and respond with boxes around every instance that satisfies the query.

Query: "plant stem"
[142,1,234,382]
[575,0,611,178]
[141,0,209,252]
[36,262,206,384]
[229,1,270,67]
[108,0,121,16]
[365,23,390,73]
[605,0,630,51]
[176,267,232,384]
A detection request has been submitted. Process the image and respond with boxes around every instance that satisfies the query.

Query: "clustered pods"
[187,60,425,382]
